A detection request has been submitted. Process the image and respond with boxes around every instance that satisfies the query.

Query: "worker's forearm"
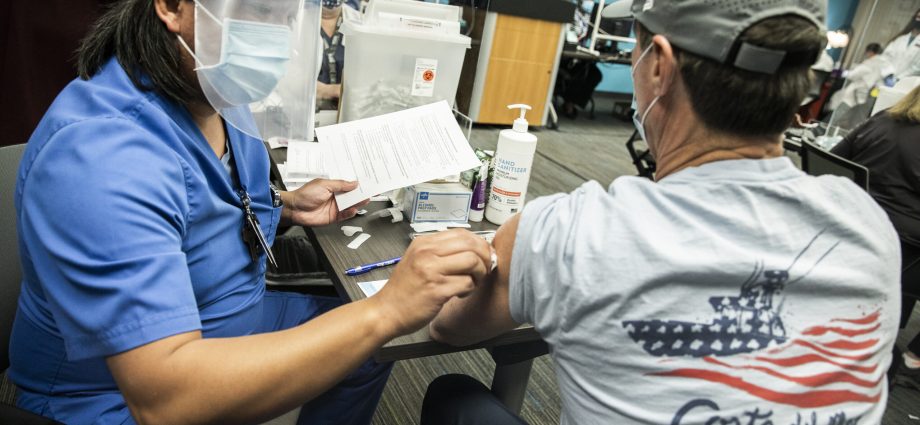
[430,215,521,347]
[130,298,394,425]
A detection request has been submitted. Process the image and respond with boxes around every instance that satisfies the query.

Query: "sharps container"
[338,0,471,122]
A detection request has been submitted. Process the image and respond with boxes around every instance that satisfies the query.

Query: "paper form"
[357,280,388,298]
[286,142,328,177]
[347,233,372,249]
[316,101,481,210]
[277,164,303,190]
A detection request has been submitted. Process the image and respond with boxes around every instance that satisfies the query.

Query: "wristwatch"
[270,184,283,208]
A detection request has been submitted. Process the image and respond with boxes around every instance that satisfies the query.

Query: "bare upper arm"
[105,331,202,421]
[429,213,522,346]
[492,212,520,312]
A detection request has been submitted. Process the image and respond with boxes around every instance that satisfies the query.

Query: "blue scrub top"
[9,57,282,423]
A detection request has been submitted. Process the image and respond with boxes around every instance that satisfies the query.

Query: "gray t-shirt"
[510,157,900,425]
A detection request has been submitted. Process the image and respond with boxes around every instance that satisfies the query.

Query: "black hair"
[76,0,198,105]
[865,43,882,55]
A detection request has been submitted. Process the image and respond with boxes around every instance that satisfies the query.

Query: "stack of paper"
[316,100,481,210]
[280,142,328,190]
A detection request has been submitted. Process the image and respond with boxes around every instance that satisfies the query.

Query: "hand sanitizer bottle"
[485,104,538,225]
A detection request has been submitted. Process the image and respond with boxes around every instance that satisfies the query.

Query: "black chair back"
[0,144,26,372]
[800,140,869,190]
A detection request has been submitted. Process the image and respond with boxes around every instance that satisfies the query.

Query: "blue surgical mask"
[178,2,292,108]
[630,43,660,144]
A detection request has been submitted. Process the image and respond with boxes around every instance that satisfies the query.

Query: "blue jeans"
[421,374,528,425]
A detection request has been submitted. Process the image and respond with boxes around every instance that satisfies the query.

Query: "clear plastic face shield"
[179,0,322,142]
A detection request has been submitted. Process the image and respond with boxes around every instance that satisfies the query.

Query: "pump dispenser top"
[508,104,532,133]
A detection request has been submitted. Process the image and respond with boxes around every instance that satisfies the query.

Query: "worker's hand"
[316,82,342,100]
[370,230,493,337]
[281,179,369,227]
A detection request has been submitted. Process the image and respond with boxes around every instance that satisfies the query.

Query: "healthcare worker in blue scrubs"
[316,0,349,109]
[8,0,493,424]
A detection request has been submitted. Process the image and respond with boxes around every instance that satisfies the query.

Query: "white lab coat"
[880,33,920,79]
[829,55,887,109]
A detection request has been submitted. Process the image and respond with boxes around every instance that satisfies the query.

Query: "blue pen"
[345,256,402,276]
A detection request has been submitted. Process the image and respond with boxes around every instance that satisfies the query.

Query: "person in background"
[8,0,491,424]
[419,0,901,423]
[827,43,887,128]
[879,8,920,81]
[316,0,359,109]
[831,85,920,390]
[865,42,883,59]
[829,43,884,109]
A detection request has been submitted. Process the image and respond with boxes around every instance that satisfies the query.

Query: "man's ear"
[650,34,678,98]
[154,0,184,34]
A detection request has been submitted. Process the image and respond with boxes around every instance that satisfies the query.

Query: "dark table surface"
[310,200,541,363]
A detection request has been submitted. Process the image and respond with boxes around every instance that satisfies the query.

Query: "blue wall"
[825,0,860,61]
[596,0,860,94]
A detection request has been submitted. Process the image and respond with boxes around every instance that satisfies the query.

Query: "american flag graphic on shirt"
[622,230,884,408]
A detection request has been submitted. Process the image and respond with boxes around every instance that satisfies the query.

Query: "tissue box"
[403,182,472,222]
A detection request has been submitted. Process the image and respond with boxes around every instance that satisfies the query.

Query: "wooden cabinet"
[468,12,565,127]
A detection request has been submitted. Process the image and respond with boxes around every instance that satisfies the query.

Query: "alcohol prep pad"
[403,182,472,223]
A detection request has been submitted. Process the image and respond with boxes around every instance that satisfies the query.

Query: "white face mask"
[630,43,661,145]
[178,2,293,108]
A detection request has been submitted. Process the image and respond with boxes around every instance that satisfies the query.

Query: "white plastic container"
[338,0,471,122]
[366,0,462,24]
[485,105,538,225]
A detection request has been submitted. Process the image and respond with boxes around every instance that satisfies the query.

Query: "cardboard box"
[403,183,472,222]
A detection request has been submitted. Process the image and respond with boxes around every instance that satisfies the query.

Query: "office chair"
[625,130,656,180]
[798,139,869,190]
[264,144,336,296]
[0,144,64,424]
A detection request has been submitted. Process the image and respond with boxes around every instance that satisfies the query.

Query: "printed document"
[316,101,481,210]
[357,280,388,298]
[286,141,328,177]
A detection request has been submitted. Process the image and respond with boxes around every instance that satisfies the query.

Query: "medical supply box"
[338,0,471,122]
[402,182,473,223]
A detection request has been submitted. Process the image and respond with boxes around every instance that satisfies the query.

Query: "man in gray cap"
[419,0,902,424]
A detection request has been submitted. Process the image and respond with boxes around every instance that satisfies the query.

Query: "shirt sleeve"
[508,181,605,339]
[18,118,201,361]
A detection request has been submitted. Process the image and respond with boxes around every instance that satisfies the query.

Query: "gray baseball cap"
[603,0,827,74]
